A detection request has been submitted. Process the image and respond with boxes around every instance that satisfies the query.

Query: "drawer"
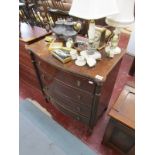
[48,96,90,125]
[44,79,93,108]
[55,71,95,94]
[39,70,56,86]
[35,56,95,94]
[45,87,91,118]
[35,56,58,76]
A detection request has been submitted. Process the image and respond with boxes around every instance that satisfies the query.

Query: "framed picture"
[93,26,104,49]
[51,47,72,63]
[94,26,112,50]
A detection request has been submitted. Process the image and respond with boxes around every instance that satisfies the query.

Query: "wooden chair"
[50,0,65,11]
[47,0,70,22]
[32,0,53,31]
[19,3,27,23]
[19,0,43,27]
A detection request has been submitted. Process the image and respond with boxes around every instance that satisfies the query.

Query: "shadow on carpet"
[19,99,97,155]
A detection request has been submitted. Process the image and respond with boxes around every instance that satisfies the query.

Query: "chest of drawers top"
[26,38,126,84]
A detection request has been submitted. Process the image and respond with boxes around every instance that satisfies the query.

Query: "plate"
[75,60,86,66]
[80,50,101,60]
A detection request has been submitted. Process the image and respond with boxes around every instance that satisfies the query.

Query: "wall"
[127,28,135,56]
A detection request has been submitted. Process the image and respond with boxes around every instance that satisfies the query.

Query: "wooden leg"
[87,128,93,135]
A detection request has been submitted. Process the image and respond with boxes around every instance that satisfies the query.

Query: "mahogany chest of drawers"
[26,38,126,129]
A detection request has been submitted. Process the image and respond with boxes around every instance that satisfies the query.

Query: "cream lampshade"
[69,0,119,20]
[105,0,135,55]
[69,0,119,58]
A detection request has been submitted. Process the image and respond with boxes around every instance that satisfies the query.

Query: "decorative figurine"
[105,29,121,57]
[52,18,80,41]
[66,38,74,48]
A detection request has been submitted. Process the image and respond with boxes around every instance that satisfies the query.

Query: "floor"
[19,52,134,155]
[20,99,97,155]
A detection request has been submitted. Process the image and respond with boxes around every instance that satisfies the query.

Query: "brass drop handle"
[46,95,52,101]
[76,107,81,112]
[77,95,81,100]
[38,61,41,66]
[43,86,48,91]
[77,80,81,87]
[46,95,50,100]
[31,60,35,63]
[76,116,80,120]
[43,87,46,92]
[49,96,52,100]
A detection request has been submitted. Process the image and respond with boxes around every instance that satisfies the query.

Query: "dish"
[75,59,86,66]
[80,50,101,60]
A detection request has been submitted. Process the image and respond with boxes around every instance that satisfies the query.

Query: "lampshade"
[106,0,135,27]
[69,0,119,20]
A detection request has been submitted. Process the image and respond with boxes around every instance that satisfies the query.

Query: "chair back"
[19,0,44,27]
[51,0,65,10]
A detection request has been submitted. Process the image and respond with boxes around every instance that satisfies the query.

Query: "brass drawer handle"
[38,61,41,66]
[77,80,81,87]
[49,96,52,100]
[76,116,80,120]
[76,107,81,112]
[77,95,81,100]
[43,86,48,91]
[46,95,52,101]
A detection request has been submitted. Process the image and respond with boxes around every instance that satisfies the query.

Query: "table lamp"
[105,0,135,56]
[69,0,119,59]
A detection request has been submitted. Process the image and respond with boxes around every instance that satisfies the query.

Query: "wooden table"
[103,83,135,155]
[19,23,51,89]
[26,34,127,131]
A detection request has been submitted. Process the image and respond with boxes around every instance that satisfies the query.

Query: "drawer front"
[55,72,95,94]
[39,70,56,86]
[35,56,59,76]
[44,78,93,108]
[35,56,95,94]
[48,96,90,125]
[45,85,92,118]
